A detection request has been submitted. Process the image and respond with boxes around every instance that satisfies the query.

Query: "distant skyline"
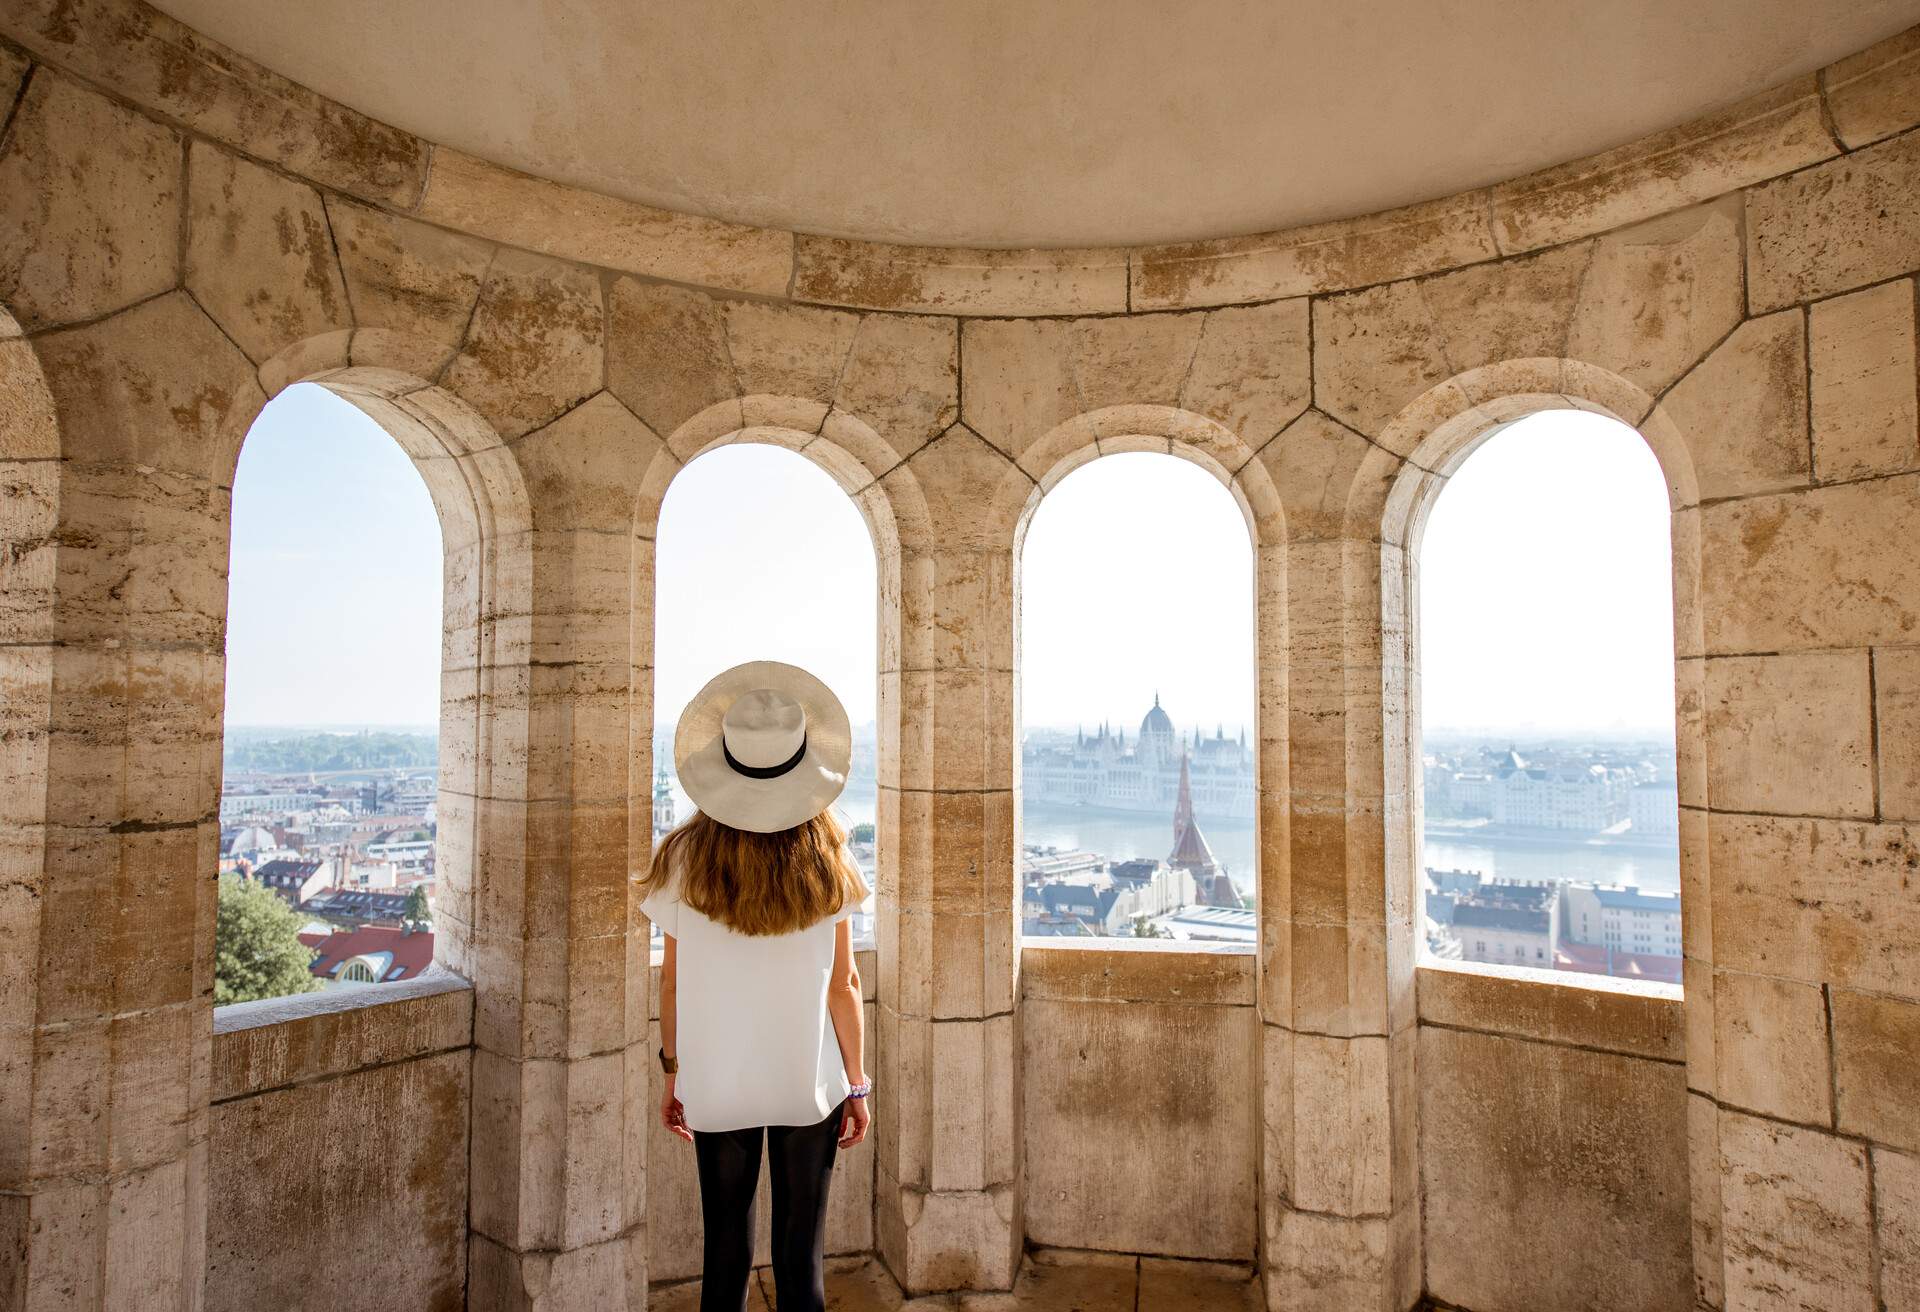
[227,398,1677,742]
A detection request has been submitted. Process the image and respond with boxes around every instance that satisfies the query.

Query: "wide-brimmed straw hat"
[674,661,852,834]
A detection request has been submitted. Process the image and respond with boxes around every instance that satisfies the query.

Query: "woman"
[638,660,873,1312]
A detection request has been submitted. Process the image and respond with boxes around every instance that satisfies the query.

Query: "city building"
[218,791,324,822]
[300,924,436,986]
[1451,880,1560,969]
[1560,884,1683,959]
[1023,695,1255,818]
[247,857,332,908]
[1628,779,1680,837]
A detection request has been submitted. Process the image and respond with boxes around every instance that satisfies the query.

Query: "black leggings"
[692,1100,843,1312]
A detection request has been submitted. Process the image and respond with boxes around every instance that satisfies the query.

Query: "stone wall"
[0,3,1918,1309]
[1019,942,1259,1263]
[1417,965,1690,1312]
[206,975,473,1312]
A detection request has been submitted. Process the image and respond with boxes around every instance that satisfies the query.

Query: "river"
[670,783,1678,898]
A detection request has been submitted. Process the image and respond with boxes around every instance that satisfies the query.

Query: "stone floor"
[648,1250,1261,1310]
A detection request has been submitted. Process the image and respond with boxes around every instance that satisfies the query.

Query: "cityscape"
[213,703,1682,1005]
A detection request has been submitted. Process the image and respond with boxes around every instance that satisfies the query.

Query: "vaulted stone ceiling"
[154,0,1920,247]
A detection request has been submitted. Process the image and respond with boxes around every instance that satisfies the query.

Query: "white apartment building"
[219,792,323,822]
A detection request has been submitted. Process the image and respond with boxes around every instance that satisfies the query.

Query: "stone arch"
[1376,355,1705,985]
[217,345,536,986]
[1013,403,1285,553]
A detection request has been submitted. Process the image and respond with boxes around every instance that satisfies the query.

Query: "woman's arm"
[659,935,691,1142]
[826,918,870,1147]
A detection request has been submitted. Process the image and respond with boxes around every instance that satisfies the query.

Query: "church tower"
[1169,751,1242,909]
[652,760,677,836]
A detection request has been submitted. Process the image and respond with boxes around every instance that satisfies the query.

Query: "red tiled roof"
[1556,941,1682,984]
[302,925,435,983]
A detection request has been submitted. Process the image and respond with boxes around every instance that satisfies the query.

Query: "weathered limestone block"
[605,278,737,449]
[1685,956,1716,1099]
[1178,298,1311,456]
[1711,969,1832,1125]
[469,1048,644,1255]
[1825,26,1920,149]
[885,425,1030,553]
[1700,474,1920,654]
[444,249,604,441]
[419,147,790,297]
[185,143,348,365]
[894,669,1011,797]
[514,391,670,536]
[1653,310,1807,502]
[794,235,1127,316]
[1311,281,1451,445]
[1263,1206,1417,1312]
[1420,1025,1690,1312]
[1879,1146,1920,1310]
[1709,813,1920,997]
[1249,410,1388,544]
[927,1015,1013,1195]
[874,1170,1018,1294]
[1875,645,1920,823]
[1132,188,1496,311]
[1566,197,1746,400]
[1420,241,1591,377]
[722,299,860,422]
[1809,278,1918,482]
[1830,988,1920,1153]
[467,1229,644,1311]
[0,0,428,207]
[0,70,179,331]
[1020,964,1256,1259]
[34,291,262,483]
[1494,76,1834,255]
[830,312,959,474]
[893,546,1013,676]
[206,1049,469,1312]
[1286,1033,1392,1217]
[1689,1091,1724,1309]
[1068,312,1204,418]
[1703,652,1873,818]
[957,318,1089,481]
[326,197,494,375]
[1719,1110,1874,1312]
[1748,128,1920,313]
[1415,962,1684,1062]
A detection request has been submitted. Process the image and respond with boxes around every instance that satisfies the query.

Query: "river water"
[672,783,1678,898]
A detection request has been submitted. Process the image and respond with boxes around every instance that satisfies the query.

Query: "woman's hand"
[838,1092,870,1149]
[661,1078,692,1143]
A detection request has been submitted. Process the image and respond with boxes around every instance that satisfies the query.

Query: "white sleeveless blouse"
[642,862,855,1132]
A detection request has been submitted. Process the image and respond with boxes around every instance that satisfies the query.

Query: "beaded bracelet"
[848,1080,873,1099]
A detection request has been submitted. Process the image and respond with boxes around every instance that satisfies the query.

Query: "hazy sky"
[227,396,1675,740]
[1021,453,1255,733]
[1420,410,1676,735]
[653,444,878,727]
[225,384,443,727]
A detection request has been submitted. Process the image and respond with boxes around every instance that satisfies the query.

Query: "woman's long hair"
[642,808,869,937]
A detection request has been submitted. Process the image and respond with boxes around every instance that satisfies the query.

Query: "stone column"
[1257,519,1420,1311]
[449,392,660,1309]
[3,287,264,1309]
[871,426,1027,1292]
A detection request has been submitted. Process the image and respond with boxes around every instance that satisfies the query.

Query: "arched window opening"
[1418,410,1681,985]
[652,443,879,945]
[1019,452,1256,944]
[215,384,443,1008]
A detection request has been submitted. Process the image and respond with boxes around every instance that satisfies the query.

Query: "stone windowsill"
[1020,937,1256,1006]
[1415,959,1684,1063]
[211,965,474,1101]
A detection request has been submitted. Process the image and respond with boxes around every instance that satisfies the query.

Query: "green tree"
[404,884,432,926]
[214,874,321,1005]
[1131,914,1170,939]
[850,822,876,844]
